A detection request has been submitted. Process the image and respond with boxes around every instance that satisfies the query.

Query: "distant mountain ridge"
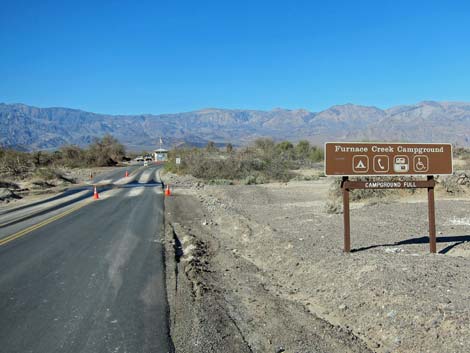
[0,101,469,151]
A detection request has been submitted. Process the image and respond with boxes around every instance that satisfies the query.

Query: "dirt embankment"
[163,172,470,353]
[0,167,116,205]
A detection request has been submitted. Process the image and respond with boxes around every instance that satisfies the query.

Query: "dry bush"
[0,135,126,185]
[325,176,403,213]
[0,148,33,178]
[165,139,322,183]
[438,173,470,194]
[454,147,470,170]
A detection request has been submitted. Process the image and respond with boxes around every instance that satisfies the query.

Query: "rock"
[0,188,21,202]
[275,347,285,353]
[384,247,403,254]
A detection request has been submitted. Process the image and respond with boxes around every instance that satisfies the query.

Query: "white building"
[154,148,168,162]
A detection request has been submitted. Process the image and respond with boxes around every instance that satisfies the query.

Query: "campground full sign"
[325,142,453,176]
[324,142,453,254]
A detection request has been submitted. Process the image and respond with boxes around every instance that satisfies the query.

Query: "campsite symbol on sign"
[352,155,369,173]
[393,156,409,173]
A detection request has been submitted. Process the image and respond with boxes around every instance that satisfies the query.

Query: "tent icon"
[352,156,369,173]
[356,160,366,169]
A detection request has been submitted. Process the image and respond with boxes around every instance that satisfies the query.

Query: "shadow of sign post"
[325,142,453,254]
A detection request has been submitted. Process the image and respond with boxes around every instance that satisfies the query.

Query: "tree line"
[0,135,126,178]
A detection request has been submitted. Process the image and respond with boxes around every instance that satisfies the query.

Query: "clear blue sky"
[1,0,470,115]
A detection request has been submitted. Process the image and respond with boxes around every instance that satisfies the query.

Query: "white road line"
[127,187,145,197]
[138,170,153,184]
[96,179,113,185]
[0,190,90,224]
[98,188,125,200]
[115,174,138,185]
[154,169,161,183]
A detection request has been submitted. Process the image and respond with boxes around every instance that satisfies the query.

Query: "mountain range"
[0,101,469,151]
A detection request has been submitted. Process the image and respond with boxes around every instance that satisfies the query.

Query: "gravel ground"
[163,171,470,353]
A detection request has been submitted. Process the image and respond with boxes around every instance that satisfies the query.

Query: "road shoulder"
[164,185,371,353]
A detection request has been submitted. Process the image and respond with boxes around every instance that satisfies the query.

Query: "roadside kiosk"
[154,148,168,162]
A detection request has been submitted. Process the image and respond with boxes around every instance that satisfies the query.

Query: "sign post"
[428,176,437,253]
[342,176,351,252]
[176,157,181,173]
[325,142,453,253]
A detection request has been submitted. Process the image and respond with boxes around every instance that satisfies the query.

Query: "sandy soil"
[0,167,117,207]
[163,172,470,353]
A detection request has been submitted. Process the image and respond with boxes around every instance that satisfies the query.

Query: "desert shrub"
[294,140,311,158]
[206,141,218,153]
[207,179,233,185]
[327,176,400,210]
[31,151,54,167]
[290,140,324,165]
[34,167,58,181]
[87,135,126,166]
[241,175,258,185]
[0,148,33,177]
[0,135,126,182]
[164,139,323,183]
[309,147,324,162]
[454,147,470,160]
[438,173,469,194]
[53,135,126,168]
[58,145,87,167]
[454,147,470,170]
[253,138,276,156]
[239,174,268,185]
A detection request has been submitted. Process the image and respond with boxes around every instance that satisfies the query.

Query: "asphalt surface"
[0,165,173,353]
[90,165,142,184]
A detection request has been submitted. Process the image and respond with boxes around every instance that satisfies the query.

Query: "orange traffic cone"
[93,186,100,199]
[164,184,171,197]
[125,170,129,177]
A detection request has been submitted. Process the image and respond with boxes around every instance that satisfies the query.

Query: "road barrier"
[164,184,171,197]
[93,186,100,200]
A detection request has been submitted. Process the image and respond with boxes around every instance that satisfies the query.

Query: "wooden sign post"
[325,142,453,253]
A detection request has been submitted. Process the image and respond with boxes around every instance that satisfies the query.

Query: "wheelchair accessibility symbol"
[413,155,429,173]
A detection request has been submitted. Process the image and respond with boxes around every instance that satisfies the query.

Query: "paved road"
[90,164,143,184]
[0,166,173,353]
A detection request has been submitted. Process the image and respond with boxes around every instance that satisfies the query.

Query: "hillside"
[0,101,469,150]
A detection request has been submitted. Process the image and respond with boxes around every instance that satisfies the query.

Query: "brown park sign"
[325,142,453,176]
